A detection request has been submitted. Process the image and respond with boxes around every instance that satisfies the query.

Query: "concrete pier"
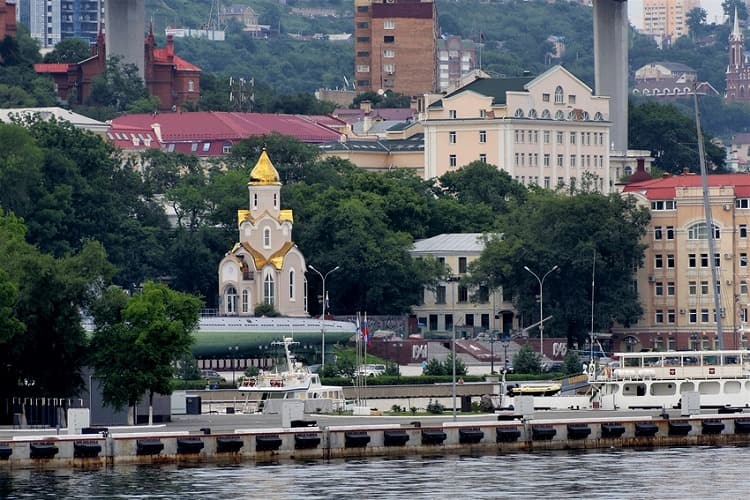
[3,412,750,469]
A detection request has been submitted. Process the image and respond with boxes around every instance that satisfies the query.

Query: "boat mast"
[590,249,596,364]
[693,85,724,349]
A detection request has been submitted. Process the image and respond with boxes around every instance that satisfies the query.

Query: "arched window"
[225,286,238,314]
[594,112,603,121]
[541,109,551,119]
[241,289,249,313]
[264,273,275,305]
[273,193,278,208]
[554,86,564,104]
[663,88,670,95]
[555,110,564,120]
[624,166,633,176]
[643,89,651,96]
[289,269,295,300]
[581,111,590,120]
[188,80,195,92]
[514,108,524,118]
[252,193,258,209]
[528,109,537,118]
[263,227,271,248]
[687,222,720,240]
[633,89,640,95]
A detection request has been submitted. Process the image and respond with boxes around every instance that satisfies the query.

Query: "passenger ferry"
[591,350,750,410]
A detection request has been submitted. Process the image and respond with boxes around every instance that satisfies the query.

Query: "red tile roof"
[106,124,160,151]
[151,49,201,72]
[333,108,416,124]
[623,173,750,199]
[34,63,73,74]
[109,111,342,155]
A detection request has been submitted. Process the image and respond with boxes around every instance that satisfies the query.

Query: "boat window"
[643,356,661,367]
[623,357,640,368]
[664,355,680,366]
[703,355,719,366]
[724,355,740,365]
[683,356,699,366]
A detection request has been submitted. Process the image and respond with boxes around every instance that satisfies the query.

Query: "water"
[2,446,750,499]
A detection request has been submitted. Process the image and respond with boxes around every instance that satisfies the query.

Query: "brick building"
[34,27,200,112]
[726,10,750,103]
[354,0,437,96]
[0,0,16,39]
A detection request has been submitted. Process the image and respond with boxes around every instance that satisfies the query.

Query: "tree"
[90,282,202,424]
[43,38,91,63]
[562,350,583,375]
[723,0,748,20]
[686,8,707,41]
[86,56,148,113]
[513,344,542,374]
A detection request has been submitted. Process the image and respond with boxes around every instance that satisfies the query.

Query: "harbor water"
[2,446,750,498]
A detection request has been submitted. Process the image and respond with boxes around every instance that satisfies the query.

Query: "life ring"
[242,379,256,387]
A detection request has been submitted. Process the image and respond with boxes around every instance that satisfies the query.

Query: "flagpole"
[363,312,368,404]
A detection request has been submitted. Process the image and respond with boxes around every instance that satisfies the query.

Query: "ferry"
[590,350,750,410]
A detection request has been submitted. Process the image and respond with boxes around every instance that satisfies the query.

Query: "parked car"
[200,369,226,382]
[356,364,386,377]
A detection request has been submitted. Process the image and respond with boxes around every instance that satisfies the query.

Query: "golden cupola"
[249,148,281,185]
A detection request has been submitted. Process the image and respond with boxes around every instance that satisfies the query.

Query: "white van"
[357,364,386,377]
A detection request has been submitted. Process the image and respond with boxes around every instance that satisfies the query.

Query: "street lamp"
[523,264,558,358]
[228,345,239,386]
[308,264,341,368]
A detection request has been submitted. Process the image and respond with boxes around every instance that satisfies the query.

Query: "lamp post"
[523,264,558,358]
[446,275,461,421]
[308,264,341,368]
[228,345,239,386]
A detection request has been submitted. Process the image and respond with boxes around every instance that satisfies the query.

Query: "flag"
[356,312,361,341]
[362,312,370,346]
[479,32,485,42]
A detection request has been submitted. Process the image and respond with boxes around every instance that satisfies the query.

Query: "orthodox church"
[726,9,750,103]
[217,150,308,316]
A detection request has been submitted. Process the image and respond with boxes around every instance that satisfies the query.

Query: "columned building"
[618,172,750,352]
[217,150,308,317]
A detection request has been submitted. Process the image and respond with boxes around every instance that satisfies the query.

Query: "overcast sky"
[628,0,727,31]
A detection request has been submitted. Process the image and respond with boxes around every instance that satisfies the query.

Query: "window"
[223,142,232,154]
[736,199,750,209]
[667,282,675,296]
[543,130,550,143]
[651,200,677,211]
[356,36,370,43]
[264,273,275,306]
[689,309,697,323]
[701,280,709,295]
[655,310,664,323]
[542,93,550,102]
[383,49,394,58]
[436,286,446,304]
[570,155,576,167]
[479,130,487,143]
[569,131,576,144]
[356,21,368,29]
[556,154,564,167]
[383,63,395,74]
[263,227,271,248]
[655,254,663,268]
[689,281,697,295]
[742,280,749,295]
[357,5,368,12]
[449,131,456,144]
[688,253,696,268]
[554,86,564,104]
[687,222,720,240]
[356,65,370,73]
[449,110,457,119]
[701,308,710,323]
[225,286,237,314]
[544,177,551,189]
[666,226,675,240]
[479,153,487,163]
[273,193,278,208]
[289,270,295,300]
[667,254,675,268]
[700,253,709,267]
[188,80,195,92]
[667,310,676,323]
[383,35,394,43]
[514,108,524,118]
[742,225,748,238]
[556,131,563,144]
[253,193,258,209]
[191,143,198,152]
[202,143,210,152]
[654,226,663,240]
[742,253,748,267]
[458,257,467,274]
[715,253,721,267]
[458,286,468,302]
[543,154,550,167]
[655,282,663,296]
[384,19,395,29]
[241,289,249,314]
[449,155,457,168]
[357,51,369,57]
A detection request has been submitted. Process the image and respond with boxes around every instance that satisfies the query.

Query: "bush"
[513,344,542,374]
[426,399,445,414]
[563,350,583,375]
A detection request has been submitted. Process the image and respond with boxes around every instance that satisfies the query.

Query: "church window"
[188,80,195,92]
[241,289,249,313]
[289,269,295,300]
[225,286,238,314]
[274,193,278,208]
[263,227,271,248]
[554,86,564,104]
[253,193,258,209]
[264,273,275,305]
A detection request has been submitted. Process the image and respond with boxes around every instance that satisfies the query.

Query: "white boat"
[590,350,750,410]
[238,337,346,414]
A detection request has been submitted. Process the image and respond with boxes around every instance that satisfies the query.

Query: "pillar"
[104,0,145,77]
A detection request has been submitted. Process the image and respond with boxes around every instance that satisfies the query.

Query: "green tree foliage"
[0,27,57,107]
[86,56,149,115]
[421,354,467,376]
[629,100,726,173]
[686,8,708,41]
[513,344,542,374]
[352,90,412,109]
[563,349,583,375]
[467,190,650,345]
[90,282,201,420]
[253,303,280,317]
[43,38,91,63]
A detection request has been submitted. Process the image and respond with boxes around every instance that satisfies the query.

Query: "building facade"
[642,0,700,44]
[410,233,516,336]
[618,173,750,352]
[217,150,308,317]
[726,10,750,103]
[633,61,719,99]
[16,0,102,47]
[0,0,17,39]
[422,65,613,192]
[437,35,476,92]
[353,0,437,96]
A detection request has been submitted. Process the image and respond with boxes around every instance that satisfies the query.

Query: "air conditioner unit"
[724,204,731,211]
[679,309,686,315]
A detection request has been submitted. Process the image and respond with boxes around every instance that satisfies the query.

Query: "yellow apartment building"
[619,172,750,352]
[422,65,614,192]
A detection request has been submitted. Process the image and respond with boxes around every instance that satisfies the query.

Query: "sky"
[628,0,727,31]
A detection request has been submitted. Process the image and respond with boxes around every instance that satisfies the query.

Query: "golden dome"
[249,149,281,185]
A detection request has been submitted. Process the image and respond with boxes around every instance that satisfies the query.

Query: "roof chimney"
[167,34,174,60]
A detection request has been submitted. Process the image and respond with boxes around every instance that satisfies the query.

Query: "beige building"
[410,233,516,335]
[217,150,308,317]
[619,172,750,352]
[422,65,613,192]
[642,0,700,42]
